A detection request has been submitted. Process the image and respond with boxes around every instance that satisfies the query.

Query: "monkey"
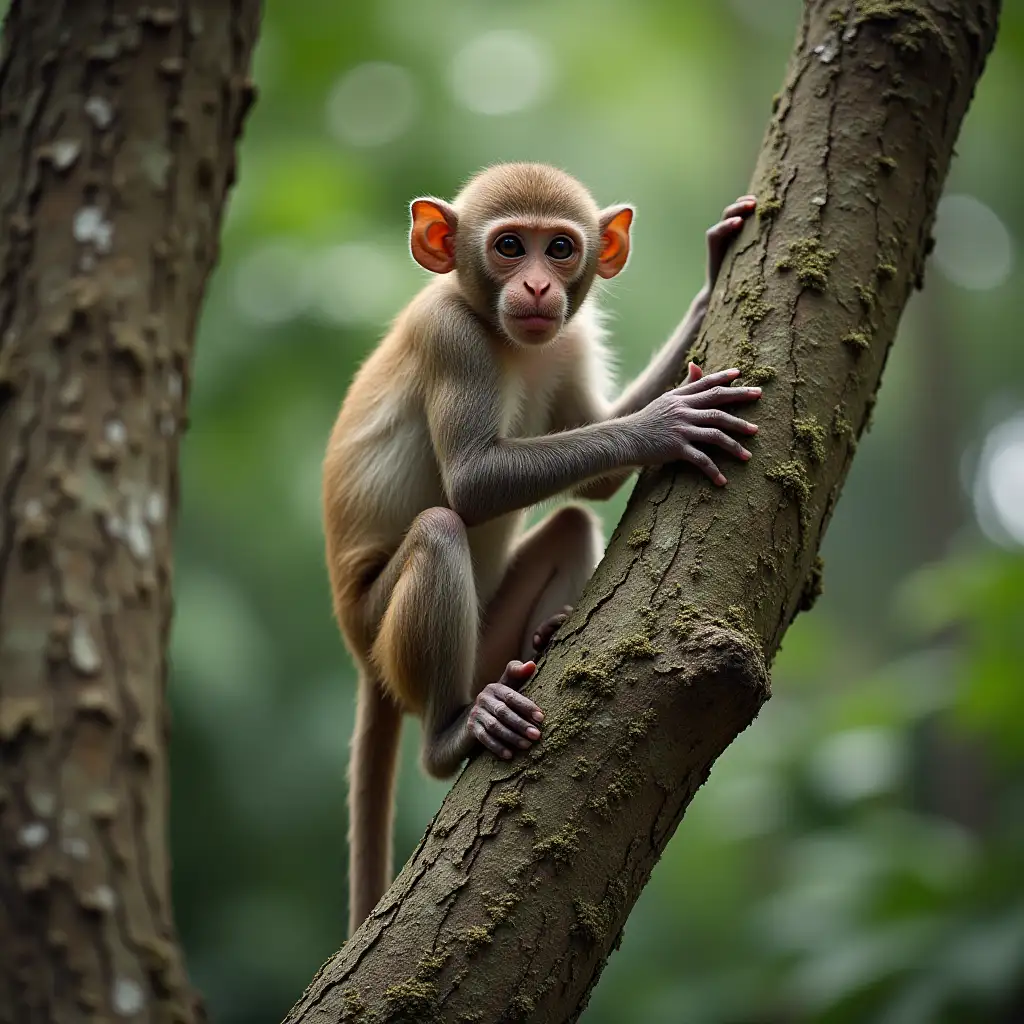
[322,163,761,934]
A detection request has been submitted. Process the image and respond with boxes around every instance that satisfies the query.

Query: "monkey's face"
[407,177,634,346]
[484,221,586,346]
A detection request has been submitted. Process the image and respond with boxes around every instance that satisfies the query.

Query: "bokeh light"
[932,193,1014,290]
[312,241,411,326]
[233,242,313,324]
[326,62,419,147]
[973,413,1024,547]
[448,31,552,116]
[810,728,904,804]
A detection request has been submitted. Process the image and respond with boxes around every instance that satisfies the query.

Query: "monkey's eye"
[546,236,575,261]
[494,234,526,259]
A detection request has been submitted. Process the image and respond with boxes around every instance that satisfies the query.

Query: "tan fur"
[323,265,607,664]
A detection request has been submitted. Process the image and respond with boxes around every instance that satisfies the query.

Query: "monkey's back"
[322,308,441,649]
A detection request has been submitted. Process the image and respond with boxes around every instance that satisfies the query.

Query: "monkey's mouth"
[509,314,559,333]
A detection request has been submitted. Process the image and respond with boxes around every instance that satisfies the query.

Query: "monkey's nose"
[523,278,550,297]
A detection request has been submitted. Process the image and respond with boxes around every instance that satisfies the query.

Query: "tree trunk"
[286,2,1001,1022]
[0,2,259,1021]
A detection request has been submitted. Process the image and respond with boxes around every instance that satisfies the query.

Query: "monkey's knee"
[407,506,470,554]
[549,503,601,535]
[405,506,474,594]
[374,506,477,714]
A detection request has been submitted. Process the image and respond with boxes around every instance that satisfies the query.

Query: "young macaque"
[323,163,760,933]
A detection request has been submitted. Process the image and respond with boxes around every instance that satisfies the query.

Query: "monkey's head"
[408,163,633,347]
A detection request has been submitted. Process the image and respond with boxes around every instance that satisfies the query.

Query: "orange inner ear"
[600,208,633,264]
[412,201,455,260]
[425,219,450,253]
[601,231,623,263]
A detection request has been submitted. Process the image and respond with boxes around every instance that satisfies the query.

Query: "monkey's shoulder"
[398,280,482,355]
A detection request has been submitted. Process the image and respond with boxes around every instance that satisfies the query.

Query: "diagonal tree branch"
[285,1,1001,1021]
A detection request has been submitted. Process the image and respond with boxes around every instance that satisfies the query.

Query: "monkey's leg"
[367,508,539,777]
[347,507,481,931]
[347,675,402,935]
[369,508,479,768]
[476,504,603,686]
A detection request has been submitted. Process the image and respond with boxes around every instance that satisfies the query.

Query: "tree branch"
[291,1,1002,1021]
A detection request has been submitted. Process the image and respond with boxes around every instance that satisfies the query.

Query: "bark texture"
[286,2,1001,1023]
[0,2,259,1021]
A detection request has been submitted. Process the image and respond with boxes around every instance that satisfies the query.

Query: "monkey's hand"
[632,367,761,486]
[532,606,572,655]
[467,660,544,761]
[706,195,757,290]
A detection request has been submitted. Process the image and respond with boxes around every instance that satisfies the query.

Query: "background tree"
[0,1,258,1020]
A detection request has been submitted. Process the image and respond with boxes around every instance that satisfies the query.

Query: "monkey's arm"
[431,358,650,525]
[609,195,757,420]
[547,361,638,503]
[428,322,759,526]
[608,287,710,419]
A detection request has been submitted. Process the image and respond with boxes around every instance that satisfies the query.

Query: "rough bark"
[0,2,259,1021]
[286,2,1001,1023]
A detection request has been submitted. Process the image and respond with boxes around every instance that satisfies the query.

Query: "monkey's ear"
[596,205,634,279]
[410,198,458,274]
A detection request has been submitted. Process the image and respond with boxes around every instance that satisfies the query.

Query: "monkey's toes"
[532,605,573,653]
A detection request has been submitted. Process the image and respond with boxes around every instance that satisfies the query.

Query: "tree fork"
[286,2,1001,1022]
[0,1,260,1021]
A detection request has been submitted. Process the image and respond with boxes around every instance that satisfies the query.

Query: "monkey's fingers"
[685,362,703,385]
[487,692,544,741]
[706,202,755,243]
[682,446,727,486]
[487,674,544,720]
[676,368,741,394]
[497,660,537,692]
[479,685,542,741]
[720,196,757,221]
[694,409,759,435]
[706,200,756,283]
[469,710,517,759]
[688,385,762,408]
[706,219,746,245]
[685,427,752,462]
[484,708,533,751]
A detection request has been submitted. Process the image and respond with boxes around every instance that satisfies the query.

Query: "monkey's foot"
[532,606,573,654]
[468,661,543,760]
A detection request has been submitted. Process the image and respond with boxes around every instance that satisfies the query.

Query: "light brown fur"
[324,163,761,934]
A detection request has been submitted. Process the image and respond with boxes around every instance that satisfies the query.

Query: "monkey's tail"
[347,673,403,936]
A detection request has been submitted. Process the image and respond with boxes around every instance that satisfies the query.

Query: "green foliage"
[898,554,1024,761]
[153,0,1024,1021]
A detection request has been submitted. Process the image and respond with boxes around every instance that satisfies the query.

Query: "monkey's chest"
[497,366,561,439]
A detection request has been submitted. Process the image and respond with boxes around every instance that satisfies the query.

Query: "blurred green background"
[166,1,1024,1021]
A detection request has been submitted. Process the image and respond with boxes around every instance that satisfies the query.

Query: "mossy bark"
[0,2,259,1020]
[288,2,1001,1022]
